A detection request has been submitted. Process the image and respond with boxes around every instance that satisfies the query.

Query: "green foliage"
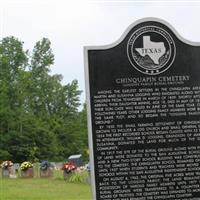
[0,36,88,163]
[68,171,89,184]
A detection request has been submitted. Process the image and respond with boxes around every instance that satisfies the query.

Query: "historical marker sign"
[84,18,200,200]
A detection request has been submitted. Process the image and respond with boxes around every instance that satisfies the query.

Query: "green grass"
[0,171,92,200]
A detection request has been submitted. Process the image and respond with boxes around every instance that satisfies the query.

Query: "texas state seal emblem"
[127,25,176,75]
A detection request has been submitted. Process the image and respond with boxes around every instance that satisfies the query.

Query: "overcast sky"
[0,0,200,105]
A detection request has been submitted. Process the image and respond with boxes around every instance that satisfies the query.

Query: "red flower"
[62,162,77,171]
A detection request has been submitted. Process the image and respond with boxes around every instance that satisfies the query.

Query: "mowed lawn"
[0,178,92,200]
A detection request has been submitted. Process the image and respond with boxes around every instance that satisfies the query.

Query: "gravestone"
[21,168,34,178]
[13,163,19,174]
[40,169,53,178]
[2,168,10,177]
[68,154,83,167]
[84,18,200,200]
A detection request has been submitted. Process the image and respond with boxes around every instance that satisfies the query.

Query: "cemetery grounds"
[0,167,92,200]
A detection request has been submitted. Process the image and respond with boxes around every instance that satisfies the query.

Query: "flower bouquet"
[1,160,13,169]
[1,161,13,177]
[20,161,34,178]
[40,161,53,178]
[62,162,77,180]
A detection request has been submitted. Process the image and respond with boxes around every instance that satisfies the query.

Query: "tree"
[0,36,88,163]
[0,37,28,161]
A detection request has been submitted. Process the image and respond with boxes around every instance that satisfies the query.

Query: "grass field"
[0,171,92,200]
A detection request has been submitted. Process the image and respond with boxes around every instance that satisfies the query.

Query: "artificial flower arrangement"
[40,160,52,171]
[62,162,77,173]
[0,160,13,169]
[20,161,33,171]
[62,162,77,180]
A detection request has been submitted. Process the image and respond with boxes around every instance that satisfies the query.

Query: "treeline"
[0,37,88,163]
